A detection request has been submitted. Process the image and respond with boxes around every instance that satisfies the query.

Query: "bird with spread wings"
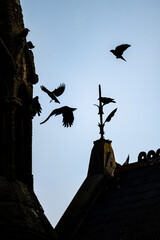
[110,44,131,61]
[40,83,65,104]
[40,106,77,127]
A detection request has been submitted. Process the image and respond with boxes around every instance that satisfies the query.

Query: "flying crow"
[98,97,116,105]
[40,106,77,127]
[40,83,65,103]
[27,41,35,49]
[110,44,131,61]
[19,28,30,39]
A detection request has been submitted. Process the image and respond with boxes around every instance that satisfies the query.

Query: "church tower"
[0,0,38,188]
[0,1,58,239]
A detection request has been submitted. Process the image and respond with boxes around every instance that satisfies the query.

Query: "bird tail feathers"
[120,56,126,62]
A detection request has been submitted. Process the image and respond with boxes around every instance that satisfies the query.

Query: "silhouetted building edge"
[0,1,58,239]
[56,145,160,240]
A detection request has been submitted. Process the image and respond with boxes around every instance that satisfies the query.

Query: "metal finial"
[94,84,117,140]
[98,84,104,139]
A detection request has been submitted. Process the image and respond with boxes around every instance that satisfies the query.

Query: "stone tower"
[0,0,38,187]
[0,1,58,239]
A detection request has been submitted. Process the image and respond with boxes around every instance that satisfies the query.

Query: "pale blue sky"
[21,0,160,227]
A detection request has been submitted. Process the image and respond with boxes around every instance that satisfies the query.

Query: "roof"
[0,177,58,240]
[56,148,160,240]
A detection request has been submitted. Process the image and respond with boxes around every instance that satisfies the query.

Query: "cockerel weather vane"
[94,85,117,139]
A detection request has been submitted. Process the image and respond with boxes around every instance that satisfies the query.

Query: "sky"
[20,0,160,227]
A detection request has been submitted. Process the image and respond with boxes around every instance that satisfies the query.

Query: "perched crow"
[98,97,116,105]
[31,96,42,116]
[40,106,77,127]
[105,108,117,123]
[19,28,30,39]
[110,44,131,61]
[27,41,35,49]
[40,84,65,103]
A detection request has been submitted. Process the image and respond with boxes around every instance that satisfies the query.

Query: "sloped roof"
[56,174,106,240]
[56,153,160,240]
[0,177,58,240]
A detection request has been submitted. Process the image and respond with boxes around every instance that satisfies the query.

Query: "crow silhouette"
[40,106,77,127]
[105,108,117,123]
[31,96,42,116]
[19,28,30,39]
[27,41,35,49]
[110,44,131,61]
[98,97,116,105]
[40,83,65,103]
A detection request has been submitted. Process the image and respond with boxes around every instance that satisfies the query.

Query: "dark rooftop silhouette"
[56,148,160,240]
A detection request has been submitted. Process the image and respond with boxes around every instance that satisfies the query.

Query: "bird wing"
[104,108,117,123]
[62,111,74,127]
[40,85,51,95]
[115,44,131,55]
[52,83,65,97]
[40,108,60,124]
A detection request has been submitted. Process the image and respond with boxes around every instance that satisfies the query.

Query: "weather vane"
[94,84,117,139]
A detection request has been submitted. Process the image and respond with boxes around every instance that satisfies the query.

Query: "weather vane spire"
[98,85,104,139]
[94,84,117,140]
